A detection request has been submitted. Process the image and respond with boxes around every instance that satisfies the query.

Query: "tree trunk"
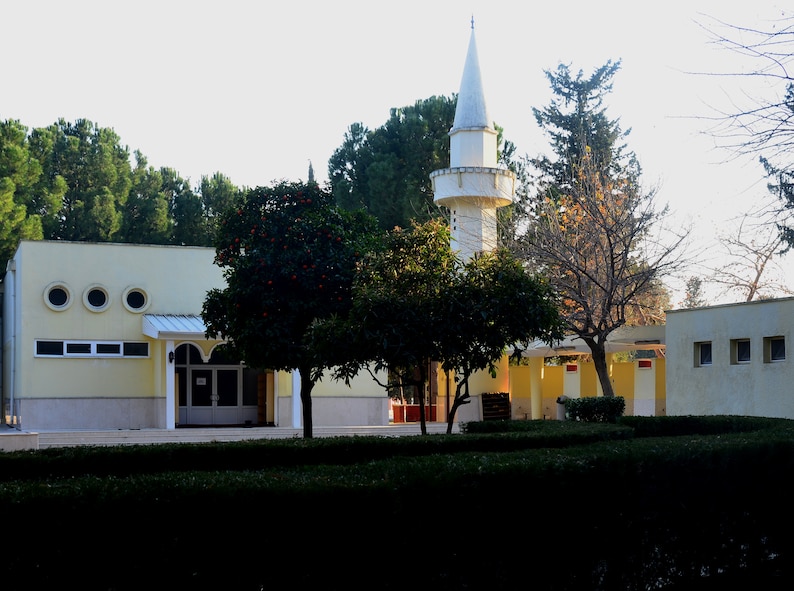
[416,363,428,436]
[447,373,470,434]
[586,338,616,398]
[299,365,315,438]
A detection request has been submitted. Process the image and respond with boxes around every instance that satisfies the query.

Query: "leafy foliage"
[439,249,564,431]
[3,418,794,589]
[316,220,563,433]
[563,395,626,423]
[202,181,380,437]
[0,117,247,271]
[516,62,683,396]
[328,95,457,230]
[315,219,457,433]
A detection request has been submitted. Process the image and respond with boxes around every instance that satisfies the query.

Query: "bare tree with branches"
[695,12,794,255]
[709,200,793,301]
[694,13,794,163]
[521,150,685,397]
[517,61,687,398]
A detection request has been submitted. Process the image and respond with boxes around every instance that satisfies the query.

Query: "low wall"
[0,430,39,451]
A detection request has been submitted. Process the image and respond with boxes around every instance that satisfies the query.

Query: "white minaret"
[431,20,515,261]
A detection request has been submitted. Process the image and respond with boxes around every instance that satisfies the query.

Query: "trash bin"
[556,395,569,420]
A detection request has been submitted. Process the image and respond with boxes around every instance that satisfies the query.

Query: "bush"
[3,417,794,589]
[564,395,625,423]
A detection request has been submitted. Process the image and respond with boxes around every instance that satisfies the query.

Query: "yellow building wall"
[610,361,634,415]
[469,356,510,396]
[510,365,533,419]
[541,364,563,419]
[15,241,224,401]
[313,369,387,397]
[508,356,665,420]
[579,361,599,397]
[611,362,634,398]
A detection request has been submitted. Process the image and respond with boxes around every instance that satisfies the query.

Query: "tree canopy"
[0,117,247,271]
[315,219,563,434]
[315,219,457,434]
[437,248,563,432]
[516,61,683,397]
[202,181,381,438]
[328,95,457,230]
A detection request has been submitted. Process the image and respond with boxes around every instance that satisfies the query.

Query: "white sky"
[2,0,792,305]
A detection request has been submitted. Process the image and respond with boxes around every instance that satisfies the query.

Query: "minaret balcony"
[431,166,515,208]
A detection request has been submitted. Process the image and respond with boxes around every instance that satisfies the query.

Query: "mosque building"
[7,21,784,447]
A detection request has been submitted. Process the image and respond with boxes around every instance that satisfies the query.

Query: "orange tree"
[317,219,458,435]
[439,249,563,433]
[315,220,563,433]
[202,181,380,438]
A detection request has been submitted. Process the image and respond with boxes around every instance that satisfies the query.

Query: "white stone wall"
[666,298,794,419]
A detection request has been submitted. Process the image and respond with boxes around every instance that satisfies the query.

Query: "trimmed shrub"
[565,395,625,423]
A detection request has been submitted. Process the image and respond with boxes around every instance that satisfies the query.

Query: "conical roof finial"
[452,21,491,131]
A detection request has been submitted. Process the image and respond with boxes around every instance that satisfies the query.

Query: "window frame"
[695,341,713,367]
[43,282,73,312]
[35,340,149,358]
[730,338,751,365]
[764,336,786,363]
[83,284,111,313]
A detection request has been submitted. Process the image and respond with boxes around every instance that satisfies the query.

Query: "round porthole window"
[122,286,150,313]
[83,284,111,312]
[44,282,73,311]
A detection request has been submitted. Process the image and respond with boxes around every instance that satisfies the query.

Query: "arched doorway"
[175,343,268,426]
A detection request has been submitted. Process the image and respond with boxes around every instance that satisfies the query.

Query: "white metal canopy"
[142,314,213,340]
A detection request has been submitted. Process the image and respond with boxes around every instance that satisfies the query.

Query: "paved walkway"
[6,422,460,449]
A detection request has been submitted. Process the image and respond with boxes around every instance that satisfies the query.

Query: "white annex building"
[665,298,793,419]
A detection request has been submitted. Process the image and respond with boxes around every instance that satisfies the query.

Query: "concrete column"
[165,340,175,429]
[292,370,301,428]
[633,359,657,416]
[562,361,580,398]
[529,357,544,420]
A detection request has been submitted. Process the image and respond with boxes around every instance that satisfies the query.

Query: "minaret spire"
[451,22,491,134]
[430,21,515,262]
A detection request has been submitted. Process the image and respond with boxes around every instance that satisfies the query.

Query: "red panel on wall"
[638,359,652,369]
[565,364,578,373]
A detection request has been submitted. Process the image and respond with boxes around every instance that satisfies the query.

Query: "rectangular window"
[36,341,64,356]
[695,341,712,367]
[65,342,92,355]
[96,343,122,356]
[764,336,786,363]
[35,340,148,358]
[123,342,149,357]
[730,339,751,364]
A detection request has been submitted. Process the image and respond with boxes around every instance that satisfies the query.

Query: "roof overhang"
[142,314,223,341]
[512,325,666,358]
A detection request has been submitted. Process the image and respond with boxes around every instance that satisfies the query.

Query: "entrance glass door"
[188,368,240,425]
[176,343,262,427]
[213,369,239,424]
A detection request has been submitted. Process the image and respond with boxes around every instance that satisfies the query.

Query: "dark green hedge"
[1,416,793,590]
